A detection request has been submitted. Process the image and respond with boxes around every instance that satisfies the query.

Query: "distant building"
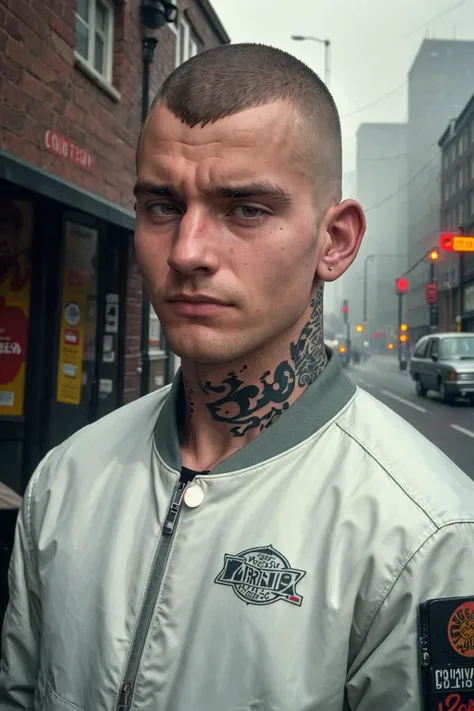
[343,123,407,343]
[405,39,474,340]
[439,94,474,332]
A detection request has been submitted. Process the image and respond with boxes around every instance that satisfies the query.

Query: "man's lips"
[167,294,229,305]
[166,295,233,316]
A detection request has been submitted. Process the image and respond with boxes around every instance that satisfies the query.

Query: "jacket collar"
[154,347,356,474]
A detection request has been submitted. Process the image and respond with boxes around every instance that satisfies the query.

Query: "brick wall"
[0,0,227,403]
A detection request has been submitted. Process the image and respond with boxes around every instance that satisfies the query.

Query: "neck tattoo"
[185,290,327,438]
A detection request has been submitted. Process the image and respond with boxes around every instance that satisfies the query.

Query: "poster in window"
[56,223,98,405]
[0,197,33,417]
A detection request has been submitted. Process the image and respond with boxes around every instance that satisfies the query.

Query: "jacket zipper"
[116,481,186,711]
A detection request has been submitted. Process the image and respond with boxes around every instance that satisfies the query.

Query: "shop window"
[170,11,199,68]
[75,0,115,83]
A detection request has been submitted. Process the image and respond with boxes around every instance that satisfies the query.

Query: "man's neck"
[180,288,327,472]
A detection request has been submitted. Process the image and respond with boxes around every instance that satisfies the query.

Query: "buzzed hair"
[146,43,342,199]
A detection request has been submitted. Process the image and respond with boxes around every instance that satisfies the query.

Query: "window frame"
[75,0,115,84]
[149,309,165,356]
[414,338,429,359]
[169,10,200,68]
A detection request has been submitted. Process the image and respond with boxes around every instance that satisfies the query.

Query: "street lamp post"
[138,0,177,398]
[291,35,331,86]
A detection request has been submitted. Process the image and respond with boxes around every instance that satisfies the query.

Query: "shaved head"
[142,43,342,203]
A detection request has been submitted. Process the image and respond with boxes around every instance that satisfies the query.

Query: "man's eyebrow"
[133,181,176,198]
[133,180,292,205]
[205,183,292,205]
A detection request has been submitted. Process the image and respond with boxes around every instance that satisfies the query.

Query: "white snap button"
[184,483,204,508]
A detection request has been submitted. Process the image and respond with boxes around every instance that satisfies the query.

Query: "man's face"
[135,101,328,364]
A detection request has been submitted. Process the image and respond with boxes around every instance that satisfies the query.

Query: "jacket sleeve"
[346,521,474,711]
[0,473,42,709]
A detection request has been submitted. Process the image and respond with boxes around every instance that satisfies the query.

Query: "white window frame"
[169,10,199,68]
[75,0,115,84]
[149,309,165,356]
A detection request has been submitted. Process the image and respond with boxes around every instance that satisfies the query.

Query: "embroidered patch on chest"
[215,545,306,607]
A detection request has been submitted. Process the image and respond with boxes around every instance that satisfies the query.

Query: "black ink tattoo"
[290,289,327,388]
[199,362,294,437]
[194,288,327,437]
[183,377,195,416]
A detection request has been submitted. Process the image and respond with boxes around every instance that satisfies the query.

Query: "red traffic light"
[342,305,349,313]
[395,277,408,295]
[440,233,454,252]
[373,332,380,339]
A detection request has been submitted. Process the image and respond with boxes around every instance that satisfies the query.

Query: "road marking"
[357,380,375,389]
[380,390,427,413]
[450,424,474,439]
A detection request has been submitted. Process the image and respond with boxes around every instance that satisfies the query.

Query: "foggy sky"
[211,0,474,175]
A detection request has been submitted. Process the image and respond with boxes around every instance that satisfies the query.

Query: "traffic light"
[342,299,349,324]
[428,249,439,262]
[440,233,454,251]
[395,277,408,295]
[399,334,408,343]
[400,323,408,332]
[356,324,364,333]
[388,343,394,350]
[373,332,380,339]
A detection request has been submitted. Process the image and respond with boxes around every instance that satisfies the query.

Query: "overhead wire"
[403,0,471,39]
[364,150,440,213]
[340,81,407,119]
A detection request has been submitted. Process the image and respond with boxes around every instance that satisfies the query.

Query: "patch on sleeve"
[419,596,474,710]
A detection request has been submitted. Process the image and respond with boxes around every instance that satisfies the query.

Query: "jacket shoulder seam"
[354,521,474,658]
[335,420,440,528]
[26,448,56,553]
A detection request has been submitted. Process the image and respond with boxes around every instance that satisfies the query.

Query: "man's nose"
[167,207,220,275]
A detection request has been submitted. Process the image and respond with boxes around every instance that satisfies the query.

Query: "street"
[350,355,474,478]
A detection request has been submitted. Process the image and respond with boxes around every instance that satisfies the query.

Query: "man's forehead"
[142,101,301,149]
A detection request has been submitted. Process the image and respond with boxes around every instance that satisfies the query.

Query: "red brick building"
[0,0,229,494]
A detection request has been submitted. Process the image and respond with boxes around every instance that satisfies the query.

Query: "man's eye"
[231,205,266,219]
[147,203,181,216]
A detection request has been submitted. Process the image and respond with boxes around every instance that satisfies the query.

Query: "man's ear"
[316,200,366,282]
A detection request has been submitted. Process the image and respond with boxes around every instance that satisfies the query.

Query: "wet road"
[350,355,474,478]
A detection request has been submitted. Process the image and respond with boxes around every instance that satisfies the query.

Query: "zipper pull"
[118,682,133,711]
[163,483,185,536]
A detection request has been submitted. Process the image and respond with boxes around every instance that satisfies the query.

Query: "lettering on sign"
[435,667,474,691]
[437,693,474,710]
[453,237,474,253]
[45,130,94,172]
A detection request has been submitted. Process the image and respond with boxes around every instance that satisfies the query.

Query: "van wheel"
[439,380,453,404]
[416,378,427,397]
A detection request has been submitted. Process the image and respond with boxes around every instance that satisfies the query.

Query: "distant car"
[409,333,474,403]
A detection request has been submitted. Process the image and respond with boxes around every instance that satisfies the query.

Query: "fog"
[212,0,474,344]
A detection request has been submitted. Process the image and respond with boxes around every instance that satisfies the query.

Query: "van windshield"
[440,337,474,360]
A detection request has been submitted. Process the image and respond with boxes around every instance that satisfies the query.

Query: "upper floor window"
[76,0,115,82]
[171,12,199,67]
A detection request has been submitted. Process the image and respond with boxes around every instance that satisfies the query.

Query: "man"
[1,44,474,711]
